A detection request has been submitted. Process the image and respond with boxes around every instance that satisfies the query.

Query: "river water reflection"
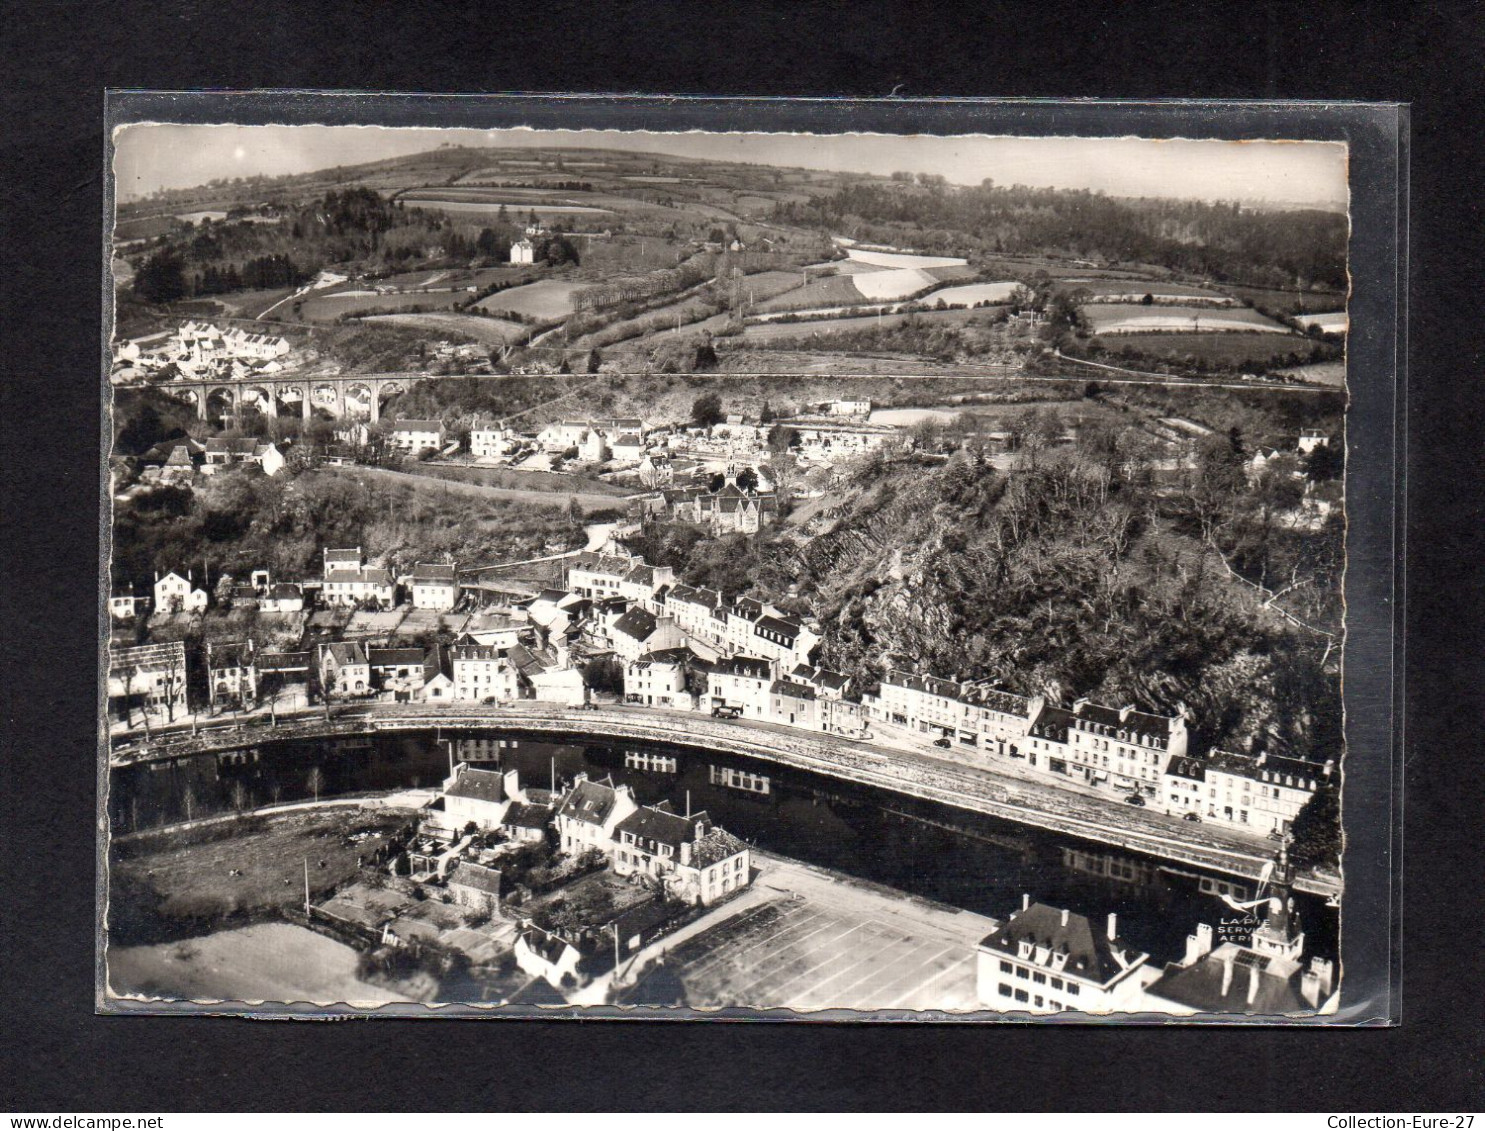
[109,728,1337,968]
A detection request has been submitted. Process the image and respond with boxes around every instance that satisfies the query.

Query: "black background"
[3,0,1482,1113]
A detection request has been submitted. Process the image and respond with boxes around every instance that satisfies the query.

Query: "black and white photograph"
[102,113,1356,1019]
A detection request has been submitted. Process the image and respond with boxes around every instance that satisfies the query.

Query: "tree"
[1304,440,1343,483]
[690,392,724,430]
[735,467,760,492]
[133,250,188,304]
[1288,785,1341,871]
[767,425,800,454]
[693,341,719,371]
[307,766,325,803]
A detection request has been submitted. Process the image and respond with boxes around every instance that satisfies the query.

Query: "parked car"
[711,705,742,719]
[932,737,953,748]
[1183,811,1201,822]
[1125,793,1146,806]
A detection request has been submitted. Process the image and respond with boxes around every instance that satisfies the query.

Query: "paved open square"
[657,856,995,1013]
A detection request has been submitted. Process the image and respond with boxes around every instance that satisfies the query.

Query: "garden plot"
[1085,304,1293,335]
[363,313,526,346]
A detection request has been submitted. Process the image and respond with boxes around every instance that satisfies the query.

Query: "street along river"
[108,728,1338,970]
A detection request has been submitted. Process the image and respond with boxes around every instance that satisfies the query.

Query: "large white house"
[409,562,459,611]
[152,570,209,614]
[554,775,639,859]
[976,899,1151,1014]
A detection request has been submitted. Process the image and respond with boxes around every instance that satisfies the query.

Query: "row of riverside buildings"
[866,670,1333,839]
[110,540,1332,844]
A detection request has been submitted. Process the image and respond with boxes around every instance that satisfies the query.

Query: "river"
[108,728,1337,969]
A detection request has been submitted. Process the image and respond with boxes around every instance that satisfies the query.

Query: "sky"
[113,123,1349,209]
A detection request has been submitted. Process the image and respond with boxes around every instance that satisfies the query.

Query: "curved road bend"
[108,701,1337,898]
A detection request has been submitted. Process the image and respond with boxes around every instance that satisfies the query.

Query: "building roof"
[391,418,445,432]
[793,664,849,691]
[690,827,749,869]
[451,643,503,663]
[445,765,506,805]
[1028,706,1074,742]
[266,583,302,600]
[615,803,707,850]
[770,679,816,701]
[449,860,503,896]
[980,903,1140,987]
[1206,749,1327,787]
[612,606,659,642]
[204,436,260,455]
[519,925,577,965]
[324,547,362,564]
[715,655,773,681]
[557,777,622,826]
[502,801,554,830]
[256,650,310,671]
[368,647,426,668]
[1145,945,1309,1014]
[323,641,368,667]
[1166,756,1208,783]
[755,614,801,641]
[207,642,253,669]
[412,563,457,584]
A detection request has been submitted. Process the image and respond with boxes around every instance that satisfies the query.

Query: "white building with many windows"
[976,899,1151,1014]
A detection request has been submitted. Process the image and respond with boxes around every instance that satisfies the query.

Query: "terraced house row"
[863,669,1330,840]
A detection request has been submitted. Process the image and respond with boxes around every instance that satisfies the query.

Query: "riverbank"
[108,702,1338,897]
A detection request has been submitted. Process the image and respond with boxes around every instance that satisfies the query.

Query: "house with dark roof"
[440,764,515,832]
[205,641,256,708]
[514,924,582,988]
[613,801,754,906]
[1138,896,1337,1015]
[707,655,775,720]
[608,605,683,662]
[501,801,555,843]
[386,418,447,455]
[976,898,1151,1013]
[624,648,693,709]
[409,562,459,611]
[1064,698,1188,796]
[769,679,819,729]
[554,774,638,858]
[447,860,503,914]
[319,641,370,698]
[1200,750,1333,837]
[258,582,304,615]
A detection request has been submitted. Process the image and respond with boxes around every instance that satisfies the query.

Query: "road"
[107,701,1337,897]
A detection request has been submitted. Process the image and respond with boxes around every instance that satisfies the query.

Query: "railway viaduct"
[160,372,426,423]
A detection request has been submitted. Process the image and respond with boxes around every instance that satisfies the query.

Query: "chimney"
[1060,908,1069,927]
[1022,893,1031,912]
[1120,704,1133,723]
[1184,923,1215,966]
[1220,952,1235,998]
[1106,912,1118,940]
[1247,965,1261,1006]
[1257,751,1268,765]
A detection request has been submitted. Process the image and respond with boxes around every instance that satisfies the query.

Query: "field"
[325,464,628,514]
[843,248,969,270]
[1085,304,1291,335]
[1073,280,1236,303]
[298,288,473,321]
[1293,312,1348,334]
[853,267,939,301]
[401,197,615,217]
[476,279,591,320]
[929,281,1021,306]
[108,921,423,1005]
[111,809,408,935]
[1222,284,1348,314]
[741,306,987,344]
[363,312,526,346]
[757,274,867,312]
[417,462,635,497]
[1093,331,1322,368]
[1275,360,1347,387]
